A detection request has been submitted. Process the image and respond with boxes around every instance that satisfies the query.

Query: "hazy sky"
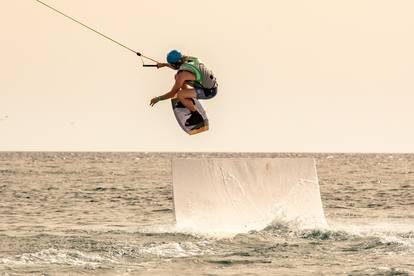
[1,1,413,152]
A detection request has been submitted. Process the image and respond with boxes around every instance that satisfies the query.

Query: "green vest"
[178,57,217,89]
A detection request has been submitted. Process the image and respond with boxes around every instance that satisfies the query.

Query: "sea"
[0,152,413,276]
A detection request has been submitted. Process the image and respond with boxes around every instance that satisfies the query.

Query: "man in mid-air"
[150,50,218,126]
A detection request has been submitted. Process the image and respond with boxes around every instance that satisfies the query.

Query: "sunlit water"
[0,152,413,275]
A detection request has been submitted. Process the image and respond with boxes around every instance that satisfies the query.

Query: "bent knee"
[177,93,183,102]
[177,90,196,99]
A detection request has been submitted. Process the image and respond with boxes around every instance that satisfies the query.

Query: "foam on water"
[138,241,215,258]
[329,221,414,249]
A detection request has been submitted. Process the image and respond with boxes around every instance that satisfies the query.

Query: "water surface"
[0,152,413,275]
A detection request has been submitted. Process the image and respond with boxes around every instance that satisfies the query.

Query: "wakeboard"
[171,98,209,135]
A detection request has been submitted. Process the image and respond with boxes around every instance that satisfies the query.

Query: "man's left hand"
[150,97,159,107]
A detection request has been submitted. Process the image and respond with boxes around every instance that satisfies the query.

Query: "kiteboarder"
[150,50,218,126]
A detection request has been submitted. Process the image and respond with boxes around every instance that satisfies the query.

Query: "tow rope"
[34,0,160,67]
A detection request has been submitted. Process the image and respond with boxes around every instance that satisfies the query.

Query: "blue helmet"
[167,50,182,64]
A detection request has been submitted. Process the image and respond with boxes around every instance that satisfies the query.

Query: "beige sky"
[1,0,413,152]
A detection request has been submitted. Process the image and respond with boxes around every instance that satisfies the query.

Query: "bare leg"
[177,89,197,112]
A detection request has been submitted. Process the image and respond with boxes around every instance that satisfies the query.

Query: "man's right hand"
[157,63,167,69]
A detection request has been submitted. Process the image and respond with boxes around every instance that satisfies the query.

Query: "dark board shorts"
[195,86,218,100]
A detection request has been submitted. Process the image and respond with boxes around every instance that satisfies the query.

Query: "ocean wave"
[0,248,117,268]
[260,220,414,249]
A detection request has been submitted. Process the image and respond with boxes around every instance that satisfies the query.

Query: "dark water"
[0,152,413,275]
